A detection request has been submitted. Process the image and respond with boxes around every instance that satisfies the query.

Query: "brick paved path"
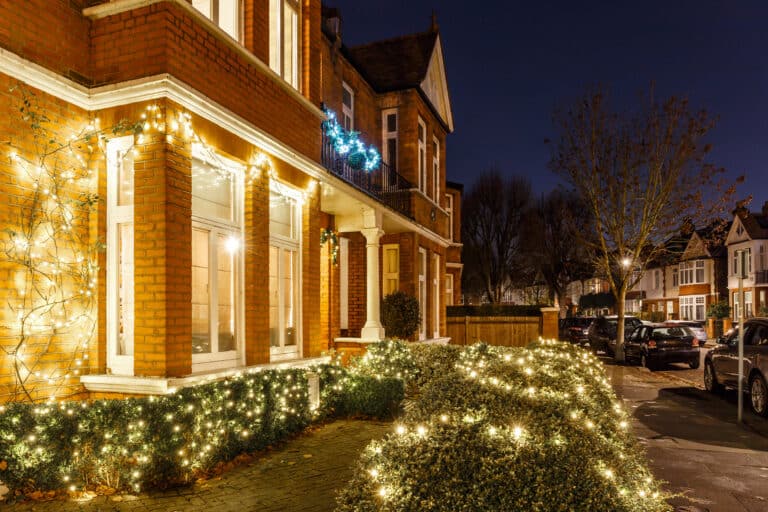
[4,420,392,512]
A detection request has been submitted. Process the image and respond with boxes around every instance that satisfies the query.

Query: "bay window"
[106,136,136,376]
[191,145,244,371]
[269,181,302,361]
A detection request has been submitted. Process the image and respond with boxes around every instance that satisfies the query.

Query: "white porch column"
[360,208,385,340]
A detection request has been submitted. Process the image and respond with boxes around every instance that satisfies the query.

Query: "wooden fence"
[446,315,541,347]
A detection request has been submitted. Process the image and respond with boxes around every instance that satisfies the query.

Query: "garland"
[320,228,339,265]
[322,108,381,171]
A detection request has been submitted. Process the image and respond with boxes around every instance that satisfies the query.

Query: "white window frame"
[382,244,399,297]
[733,291,754,321]
[680,295,706,321]
[339,237,349,330]
[269,180,303,361]
[192,0,242,41]
[342,82,354,131]
[680,260,705,285]
[445,193,453,241]
[433,253,440,338]
[417,117,427,195]
[269,0,301,89]
[672,268,678,288]
[432,136,440,200]
[106,136,135,376]
[761,244,766,271]
[445,273,454,306]
[418,248,427,340]
[382,109,398,172]
[191,146,245,372]
[653,269,660,289]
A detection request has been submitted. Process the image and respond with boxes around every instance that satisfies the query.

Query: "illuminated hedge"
[336,340,671,512]
[0,364,400,496]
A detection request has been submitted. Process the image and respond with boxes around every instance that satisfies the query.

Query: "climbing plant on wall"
[1,85,142,401]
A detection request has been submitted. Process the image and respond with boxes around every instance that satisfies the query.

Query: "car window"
[750,325,768,346]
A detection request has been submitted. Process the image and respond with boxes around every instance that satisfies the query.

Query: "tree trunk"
[615,289,626,362]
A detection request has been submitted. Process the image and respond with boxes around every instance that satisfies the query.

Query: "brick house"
[726,202,768,319]
[0,1,459,400]
[631,228,727,322]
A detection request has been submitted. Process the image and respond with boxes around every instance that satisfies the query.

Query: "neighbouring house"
[0,1,459,401]
[726,202,768,320]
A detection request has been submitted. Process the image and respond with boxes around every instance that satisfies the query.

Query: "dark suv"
[559,317,595,346]
[704,317,768,417]
[587,315,643,356]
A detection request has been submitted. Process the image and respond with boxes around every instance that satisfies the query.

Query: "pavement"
[4,350,768,512]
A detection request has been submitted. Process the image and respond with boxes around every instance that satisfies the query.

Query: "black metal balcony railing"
[321,131,413,219]
[755,270,768,284]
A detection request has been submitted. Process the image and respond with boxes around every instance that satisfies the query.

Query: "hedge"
[336,340,671,512]
[0,364,402,498]
[446,304,543,317]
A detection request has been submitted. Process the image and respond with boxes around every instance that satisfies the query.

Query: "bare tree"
[523,190,595,314]
[462,170,532,303]
[549,87,737,361]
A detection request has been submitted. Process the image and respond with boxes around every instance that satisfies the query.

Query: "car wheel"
[704,361,723,394]
[750,374,768,417]
[689,358,700,370]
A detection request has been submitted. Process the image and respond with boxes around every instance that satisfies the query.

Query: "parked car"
[704,317,768,417]
[665,320,708,345]
[625,323,701,370]
[587,315,643,355]
[558,317,595,346]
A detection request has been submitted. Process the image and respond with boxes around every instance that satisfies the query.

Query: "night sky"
[328,0,767,204]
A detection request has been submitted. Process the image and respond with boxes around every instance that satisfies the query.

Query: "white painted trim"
[0,48,452,249]
[80,356,330,395]
[446,262,464,269]
[82,0,317,114]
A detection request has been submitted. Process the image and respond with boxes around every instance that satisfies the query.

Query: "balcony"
[755,270,768,284]
[321,131,413,219]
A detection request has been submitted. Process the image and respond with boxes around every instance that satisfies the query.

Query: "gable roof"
[345,30,454,132]
[727,206,768,244]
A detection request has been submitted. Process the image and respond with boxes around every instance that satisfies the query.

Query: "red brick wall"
[0,0,91,84]
[342,232,366,337]
[0,75,95,400]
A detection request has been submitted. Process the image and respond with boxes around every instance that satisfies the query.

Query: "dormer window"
[270,0,301,89]
[192,0,241,41]
[736,224,745,236]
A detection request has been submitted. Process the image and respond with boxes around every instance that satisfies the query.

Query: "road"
[604,347,768,512]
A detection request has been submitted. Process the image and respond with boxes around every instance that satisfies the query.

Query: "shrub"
[707,299,731,319]
[381,292,420,339]
[0,364,398,497]
[350,339,419,384]
[336,340,670,512]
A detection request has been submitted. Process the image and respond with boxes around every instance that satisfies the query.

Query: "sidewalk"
[607,363,768,512]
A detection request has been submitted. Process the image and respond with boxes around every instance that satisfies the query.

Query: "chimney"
[430,10,439,32]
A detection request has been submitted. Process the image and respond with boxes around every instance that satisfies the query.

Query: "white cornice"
[82,0,323,120]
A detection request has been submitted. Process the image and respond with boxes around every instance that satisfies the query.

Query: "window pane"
[418,123,424,141]
[192,228,211,354]
[342,87,352,108]
[192,0,211,18]
[192,159,233,222]
[117,150,134,206]
[270,194,295,238]
[218,0,239,40]
[387,139,397,170]
[387,113,397,132]
[269,246,279,347]
[217,234,235,352]
[283,248,297,347]
[269,0,281,75]
[117,222,134,355]
[283,3,298,87]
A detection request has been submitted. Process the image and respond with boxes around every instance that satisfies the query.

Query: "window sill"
[80,355,330,395]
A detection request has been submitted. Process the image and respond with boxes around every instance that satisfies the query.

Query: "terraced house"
[0,0,459,401]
